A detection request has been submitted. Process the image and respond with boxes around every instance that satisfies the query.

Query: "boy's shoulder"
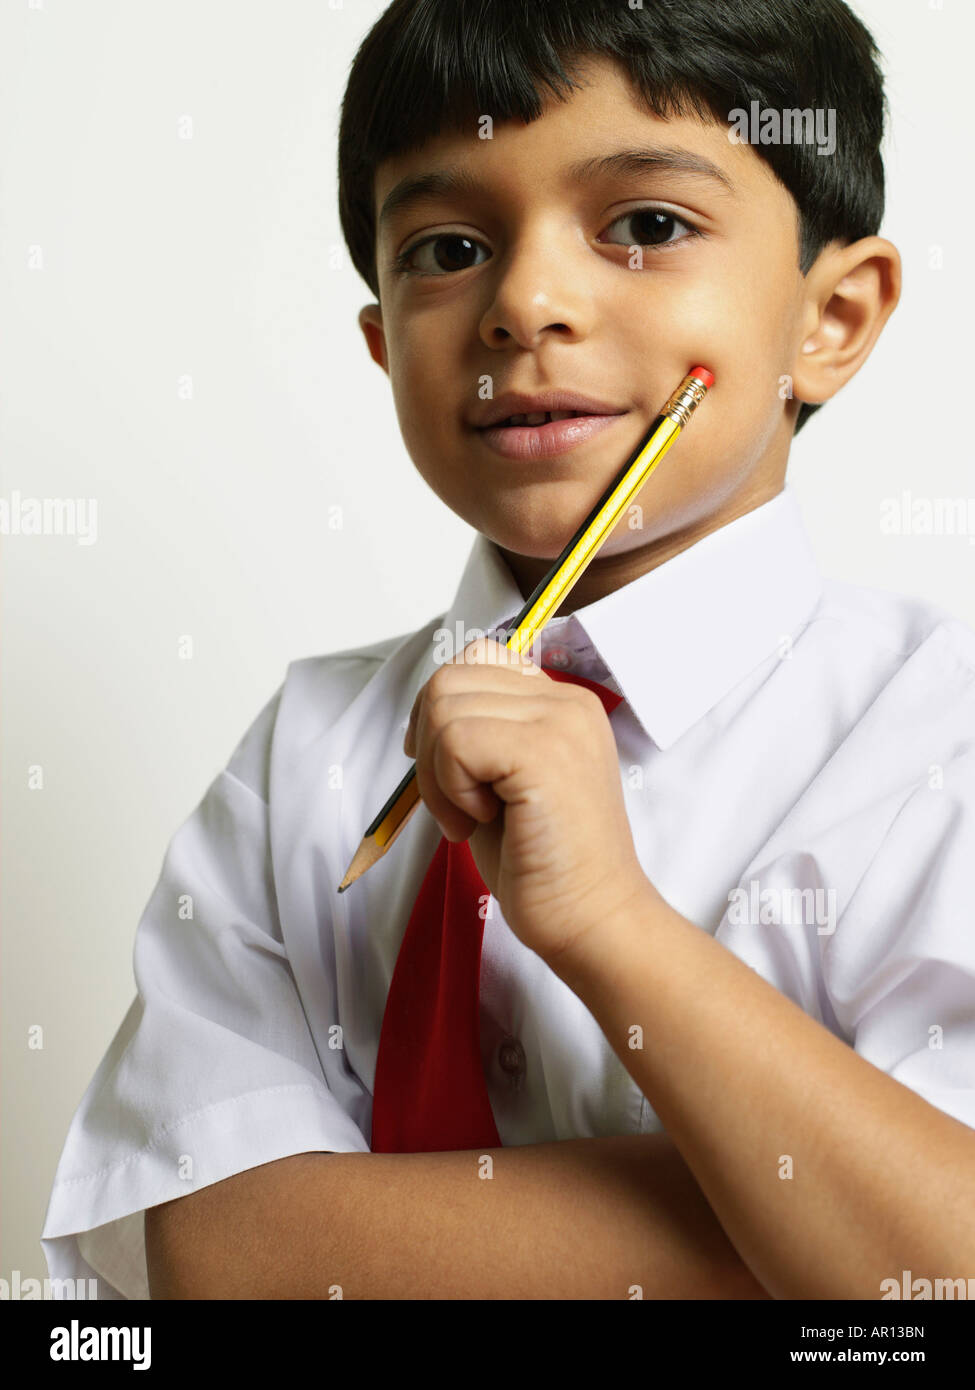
[224,614,446,798]
[282,613,446,714]
[811,573,975,683]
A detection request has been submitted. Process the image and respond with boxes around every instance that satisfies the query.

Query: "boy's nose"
[477,245,597,348]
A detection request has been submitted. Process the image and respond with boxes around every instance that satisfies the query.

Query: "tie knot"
[540,663,625,716]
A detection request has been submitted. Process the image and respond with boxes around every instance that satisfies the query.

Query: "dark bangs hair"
[338,0,888,435]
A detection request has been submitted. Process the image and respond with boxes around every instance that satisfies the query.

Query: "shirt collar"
[432,482,824,750]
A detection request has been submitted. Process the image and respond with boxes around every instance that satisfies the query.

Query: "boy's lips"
[470,389,628,429]
[474,411,630,461]
[469,388,631,461]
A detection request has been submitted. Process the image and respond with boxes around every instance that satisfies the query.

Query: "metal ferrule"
[662,374,709,428]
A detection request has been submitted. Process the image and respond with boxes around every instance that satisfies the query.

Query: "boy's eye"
[393,234,489,277]
[599,207,698,250]
[392,206,699,277]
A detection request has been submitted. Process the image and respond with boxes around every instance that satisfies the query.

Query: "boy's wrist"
[544,873,681,995]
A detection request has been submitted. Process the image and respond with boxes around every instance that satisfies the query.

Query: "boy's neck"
[496,479,786,616]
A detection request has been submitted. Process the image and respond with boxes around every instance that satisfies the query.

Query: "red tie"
[371,664,625,1154]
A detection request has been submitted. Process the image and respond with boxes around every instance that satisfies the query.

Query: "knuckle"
[424,689,453,732]
[462,635,488,660]
[438,717,467,757]
[552,729,578,765]
[577,687,604,719]
[428,665,453,695]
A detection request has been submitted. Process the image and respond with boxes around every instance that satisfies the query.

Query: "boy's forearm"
[145,1131,771,1300]
[553,887,975,1300]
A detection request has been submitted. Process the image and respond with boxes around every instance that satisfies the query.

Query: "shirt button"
[543,644,572,671]
[497,1036,526,1089]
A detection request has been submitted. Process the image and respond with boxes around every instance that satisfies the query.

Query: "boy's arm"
[552,885,975,1302]
[145,1131,772,1299]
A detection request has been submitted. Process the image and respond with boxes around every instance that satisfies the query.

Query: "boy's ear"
[359,304,389,374]
[790,237,901,407]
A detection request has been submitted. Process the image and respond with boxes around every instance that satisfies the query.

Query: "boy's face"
[360,56,891,605]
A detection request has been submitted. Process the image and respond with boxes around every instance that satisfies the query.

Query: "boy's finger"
[404,690,553,757]
[428,717,512,839]
[456,635,544,673]
[411,723,483,842]
[410,699,538,837]
[404,641,556,748]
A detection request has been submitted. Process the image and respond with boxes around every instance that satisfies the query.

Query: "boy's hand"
[403,636,652,965]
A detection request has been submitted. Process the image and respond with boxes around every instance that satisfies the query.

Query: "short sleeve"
[824,744,975,1132]
[40,684,371,1300]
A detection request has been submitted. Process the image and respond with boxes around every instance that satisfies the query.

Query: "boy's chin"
[489,518,639,564]
[489,525,578,563]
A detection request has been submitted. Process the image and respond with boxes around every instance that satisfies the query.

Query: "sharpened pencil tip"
[336,834,387,893]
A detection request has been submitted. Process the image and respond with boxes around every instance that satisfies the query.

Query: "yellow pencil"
[338,365,715,892]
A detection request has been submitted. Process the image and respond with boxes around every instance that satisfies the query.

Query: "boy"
[42,0,975,1299]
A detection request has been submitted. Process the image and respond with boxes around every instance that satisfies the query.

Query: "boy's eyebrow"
[378,144,735,231]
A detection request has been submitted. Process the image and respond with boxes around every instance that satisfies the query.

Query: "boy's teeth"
[504,410,581,426]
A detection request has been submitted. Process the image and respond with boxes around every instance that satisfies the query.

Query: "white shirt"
[41,482,975,1299]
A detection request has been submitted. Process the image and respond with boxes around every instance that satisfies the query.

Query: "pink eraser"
[690,366,715,388]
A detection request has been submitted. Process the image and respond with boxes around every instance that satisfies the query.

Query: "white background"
[2,0,972,1284]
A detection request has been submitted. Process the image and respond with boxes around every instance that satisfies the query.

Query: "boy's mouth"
[473,410,630,460]
[493,410,589,427]
[469,389,630,461]
[471,390,628,430]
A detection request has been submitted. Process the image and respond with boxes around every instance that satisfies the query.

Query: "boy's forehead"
[373,56,774,230]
